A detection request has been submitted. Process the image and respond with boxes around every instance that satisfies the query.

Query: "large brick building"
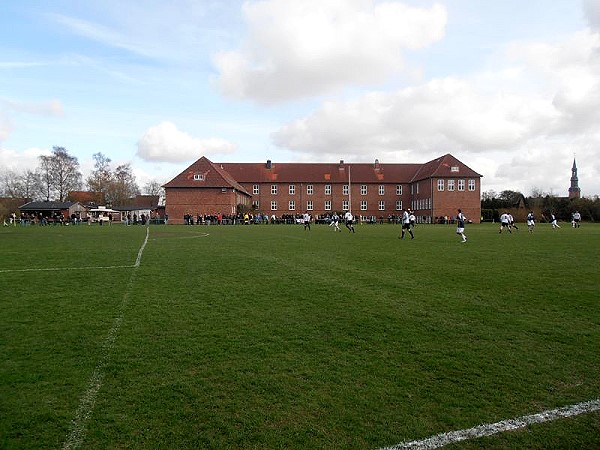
[164,153,482,224]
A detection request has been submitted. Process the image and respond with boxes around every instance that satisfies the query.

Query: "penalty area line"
[378,399,600,450]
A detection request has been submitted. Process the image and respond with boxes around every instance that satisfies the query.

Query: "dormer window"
[193,173,205,181]
[451,166,459,172]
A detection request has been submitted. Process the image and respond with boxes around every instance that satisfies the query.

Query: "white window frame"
[270,201,277,211]
[306,185,313,195]
[324,200,332,211]
[289,184,295,195]
[468,179,476,191]
[253,184,259,195]
[458,179,465,191]
[360,185,367,195]
[271,184,278,195]
[306,200,313,211]
[325,184,331,195]
[289,200,295,211]
[342,200,349,211]
[379,185,385,195]
[343,185,349,195]
[378,200,385,211]
[438,179,444,191]
[396,185,402,195]
[360,200,367,210]
[396,200,402,211]
[448,180,455,191]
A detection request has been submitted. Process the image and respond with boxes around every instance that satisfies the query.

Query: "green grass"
[0,222,598,449]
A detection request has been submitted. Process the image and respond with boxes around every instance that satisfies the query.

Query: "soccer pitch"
[1,222,598,449]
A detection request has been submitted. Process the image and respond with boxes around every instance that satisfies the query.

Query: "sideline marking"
[62,227,150,450]
[378,399,600,450]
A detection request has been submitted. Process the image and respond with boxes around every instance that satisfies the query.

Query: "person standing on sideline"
[303,212,311,231]
[399,209,414,239]
[456,209,467,243]
[499,212,511,234]
[551,213,560,229]
[527,211,535,233]
[344,211,355,233]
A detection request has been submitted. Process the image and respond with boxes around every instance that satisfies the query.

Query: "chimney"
[374,159,380,170]
[266,159,272,169]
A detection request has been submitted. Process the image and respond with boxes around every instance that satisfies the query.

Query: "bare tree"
[108,163,139,206]
[86,152,112,195]
[0,169,38,198]
[37,147,82,201]
[51,146,82,201]
[143,180,165,205]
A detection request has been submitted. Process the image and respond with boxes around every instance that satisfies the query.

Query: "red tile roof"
[165,154,481,188]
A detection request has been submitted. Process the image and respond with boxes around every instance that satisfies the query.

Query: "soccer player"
[572,211,581,228]
[456,209,467,243]
[499,212,511,234]
[344,211,355,233]
[551,213,560,229]
[527,211,535,233]
[303,212,311,231]
[329,212,341,232]
[399,209,414,239]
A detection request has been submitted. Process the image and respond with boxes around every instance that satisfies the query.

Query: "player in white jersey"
[456,209,467,243]
[344,211,355,233]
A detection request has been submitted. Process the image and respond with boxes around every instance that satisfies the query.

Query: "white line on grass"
[0,265,135,273]
[378,399,600,450]
[62,227,150,450]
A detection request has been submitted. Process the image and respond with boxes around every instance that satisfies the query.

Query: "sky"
[1,0,600,197]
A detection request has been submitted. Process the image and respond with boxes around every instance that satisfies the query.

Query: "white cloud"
[0,147,51,172]
[583,0,600,29]
[213,0,447,102]
[136,121,237,163]
[271,27,600,195]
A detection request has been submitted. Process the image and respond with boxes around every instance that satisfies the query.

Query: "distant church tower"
[568,158,581,199]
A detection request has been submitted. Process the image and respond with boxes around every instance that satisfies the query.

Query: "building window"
[378,200,385,211]
[193,174,204,181]
[270,201,277,210]
[458,179,465,191]
[252,200,259,209]
[252,184,260,195]
[451,166,459,172]
[307,200,313,211]
[360,200,367,210]
[396,200,402,211]
[468,179,476,191]
[343,185,349,195]
[306,185,313,195]
[379,185,385,195]
[448,180,455,191]
[289,184,295,195]
[289,200,295,211]
[438,179,444,191]
[325,200,332,211]
[360,185,367,195]
[396,185,402,195]
[271,184,278,195]
[342,200,349,211]
[325,184,331,195]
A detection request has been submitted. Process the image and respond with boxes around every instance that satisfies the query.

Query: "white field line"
[0,265,135,273]
[379,399,600,450]
[62,227,149,450]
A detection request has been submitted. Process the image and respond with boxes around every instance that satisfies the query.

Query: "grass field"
[0,221,598,449]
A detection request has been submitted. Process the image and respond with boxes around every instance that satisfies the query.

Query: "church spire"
[568,157,581,199]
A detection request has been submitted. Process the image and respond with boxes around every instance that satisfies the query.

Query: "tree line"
[482,189,600,222]
[0,147,164,206]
